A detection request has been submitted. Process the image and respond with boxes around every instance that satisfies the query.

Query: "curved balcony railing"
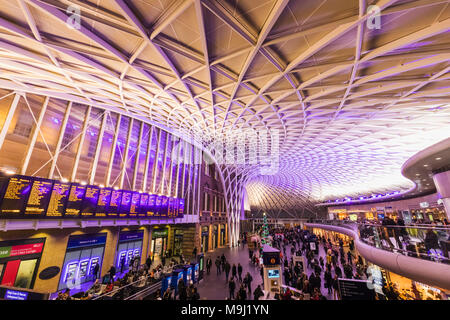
[307,219,450,265]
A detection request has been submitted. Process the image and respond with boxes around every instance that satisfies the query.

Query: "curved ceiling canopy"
[0,0,449,215]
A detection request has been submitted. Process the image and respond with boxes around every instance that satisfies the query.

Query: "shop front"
[212,225,218,250]
[201,226,209,253]
[328,209,348,220]
[115,230,144,273]
[150,228,168,262]
[0,238,46,289]
[173,229,183,257]
[219,224,226,247]
[58,233,107,291]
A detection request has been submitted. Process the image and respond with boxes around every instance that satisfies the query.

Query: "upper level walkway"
[305,220,450,290]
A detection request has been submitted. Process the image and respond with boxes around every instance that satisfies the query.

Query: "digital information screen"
[95,188,112,218]
[154,195,161,217]
[138,193,149,218]
[108,190,122,218]
[160,195,168,218]
[129,192,140,218]
[65,184,86,217]
[24,178,53,217]
[0,176,33,218]
[169,197,176,218]
[178,199,185,218]
[119,191,132,218]
[46,182,70,218]
[80,186,99,218]
[147,195,156,217]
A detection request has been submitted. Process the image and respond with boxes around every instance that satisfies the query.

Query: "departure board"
[0,175,33,217]
[166,197,173,218]
[178,199,185,218]
[138,193,149,218]
[119,191,132,218]
[65,184,86,217]
[154,195,161,217]
[46,182,70,217]
[95,188,112,217]
[108,190,122,218]
[129,192,140,218]
[160,196,168,218]
[80,185,99,218]
[147,194,156,217]
[24,178,53,217]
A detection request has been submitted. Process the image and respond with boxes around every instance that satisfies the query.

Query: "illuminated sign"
[5,289,28,300]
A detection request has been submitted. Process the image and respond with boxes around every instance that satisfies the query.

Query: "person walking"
[206,257,212,275]
[231,264,237,280]
[253,284,264,300]
[224,261,231,282]
[192,247,197,258]
[237,284,247,300]
[228,278,236,300]
[324,269,333,295]
[93,262,100,281]
[215,257,221,275]
[108,265,116,282]
[237,263,243,282]
[244,272,253,296]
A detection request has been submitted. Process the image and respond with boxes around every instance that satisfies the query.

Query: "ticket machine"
[171,269,184,295]
[182,265,193,285]
[197,253,204,281]
[161,274,172,296]
[191,263,199,283]
[262,244,282,298]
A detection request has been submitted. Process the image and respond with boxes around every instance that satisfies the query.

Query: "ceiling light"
[436,157,442,160]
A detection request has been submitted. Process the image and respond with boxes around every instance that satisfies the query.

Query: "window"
[61,125,75,150]
[205,164,210,176]
[13,110,33,138]
[204,193,208,211]
[214,196,217,212]
[87,133,97,158]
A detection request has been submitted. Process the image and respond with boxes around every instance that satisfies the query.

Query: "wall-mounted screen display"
[65,184,86,217]
[95,188,112,217]
[138,193,149,218]
[80,186,99,218]
[160,196,168,218]
[178,199,185,218]
[0,176,33,218]
[154,195,161,217]
[108,190,122,218]
[129,192,140,218]
[46,182,71,218]
[268,269,280,278]
[119,191,132,218]
[24,178,53,217]
[147,194,156,217]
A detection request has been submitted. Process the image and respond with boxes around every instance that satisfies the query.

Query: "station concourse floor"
[196,241,353,300]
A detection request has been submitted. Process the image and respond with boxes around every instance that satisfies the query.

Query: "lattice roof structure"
[0,0,449,222]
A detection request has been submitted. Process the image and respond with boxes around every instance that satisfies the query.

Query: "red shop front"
[0,238,46,289]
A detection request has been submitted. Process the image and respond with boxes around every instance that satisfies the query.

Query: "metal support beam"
[21,96,49,175]
[105,113,121,187]
[132,121,144,190]
[0,93,21,151]
[71,105,91,181]
[119,118,133,189]
[48,101,72,179]
[89,110,108,185]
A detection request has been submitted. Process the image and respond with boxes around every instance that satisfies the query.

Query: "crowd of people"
[55,254,192,300]
[268,226,369,300]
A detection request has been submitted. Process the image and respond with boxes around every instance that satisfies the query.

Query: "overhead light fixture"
[99,184,105,188]
[436,157,442,160]
[61,177,68,183]
[4,170,15,175]
[80,181,87,185]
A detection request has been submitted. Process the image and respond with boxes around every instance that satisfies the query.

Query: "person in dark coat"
[231,264,237,280]
[237,263,243,282]
[243,272,253,295]
[324,269,332,294]
[93,262,100,280]
[228,279,236,299]
[237,284,247,300]
[253,285,264,300]
[206,257,212,275]
[108,265,116,281]
[224,261,231,282]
